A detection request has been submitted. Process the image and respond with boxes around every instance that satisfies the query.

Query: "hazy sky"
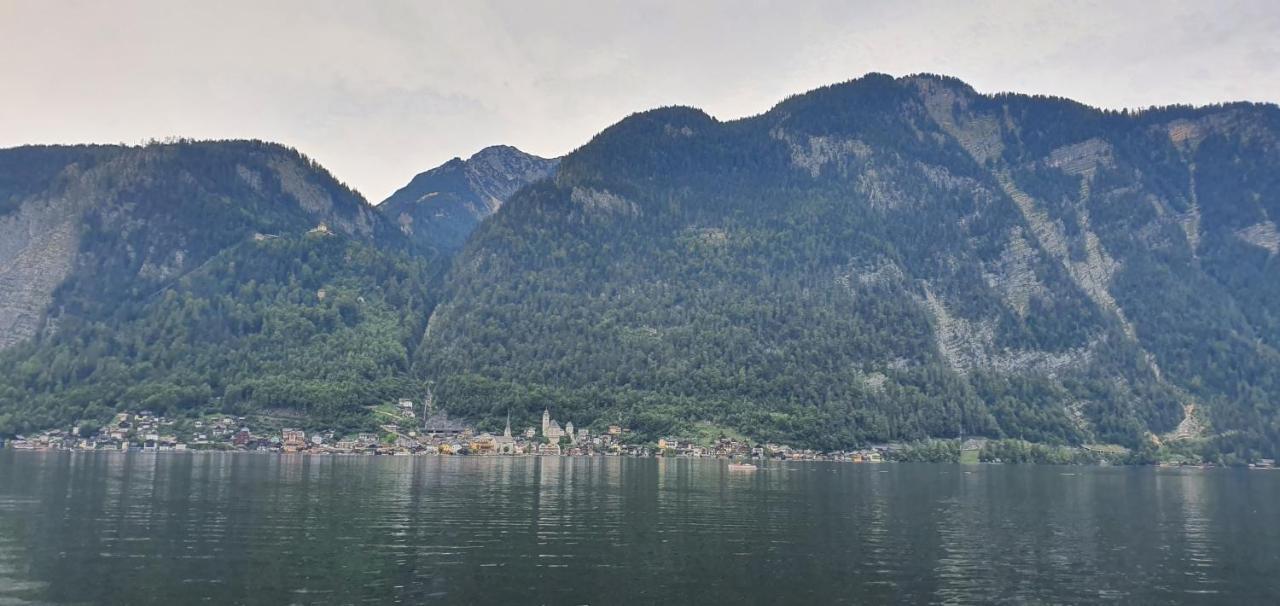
[2,1,1278,202]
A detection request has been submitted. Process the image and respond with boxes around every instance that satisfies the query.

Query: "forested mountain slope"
[0,141,432,433]
[421,74,1280,457]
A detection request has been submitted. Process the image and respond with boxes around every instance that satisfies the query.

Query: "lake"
[0,451,1277,604]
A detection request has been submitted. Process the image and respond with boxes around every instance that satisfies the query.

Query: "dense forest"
[0,235,431,435]
[1,75,1279,461]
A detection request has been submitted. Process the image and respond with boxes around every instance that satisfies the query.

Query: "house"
[469,433,497,454]
[537,443,562,456]
[438,442,463,455]
[282,429,307,452]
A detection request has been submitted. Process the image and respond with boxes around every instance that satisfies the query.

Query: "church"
[541,408,574,443]
[494,411,517,455]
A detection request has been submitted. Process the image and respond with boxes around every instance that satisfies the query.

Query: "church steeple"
[504,409,512,438]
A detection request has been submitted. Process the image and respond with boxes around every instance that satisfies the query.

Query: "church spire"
[504,409,512,438]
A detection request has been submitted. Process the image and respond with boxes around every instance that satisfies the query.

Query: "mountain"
[2,75,1279,462]
[420,74,1280,459]
[0,140,433,433]
[379,145,558,254]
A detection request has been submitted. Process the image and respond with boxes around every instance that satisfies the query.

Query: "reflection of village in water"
[5,395,890,462]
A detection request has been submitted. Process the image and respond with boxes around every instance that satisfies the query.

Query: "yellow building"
[470,433,497,454]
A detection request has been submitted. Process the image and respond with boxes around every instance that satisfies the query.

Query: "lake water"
[0,452,1277,604]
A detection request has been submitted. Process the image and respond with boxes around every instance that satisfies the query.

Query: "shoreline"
[5,447,1272,469]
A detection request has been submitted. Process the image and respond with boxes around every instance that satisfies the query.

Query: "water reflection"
[0,452,1278,604]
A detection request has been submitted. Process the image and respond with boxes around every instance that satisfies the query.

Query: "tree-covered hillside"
[0,141,434,435]
[0,235,431,434]
[420,74,1280,458]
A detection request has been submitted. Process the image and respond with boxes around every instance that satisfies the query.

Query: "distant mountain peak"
[469,144,528,159]
[378,145,558,253]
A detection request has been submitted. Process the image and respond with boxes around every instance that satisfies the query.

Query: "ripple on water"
[1,454,1278,604]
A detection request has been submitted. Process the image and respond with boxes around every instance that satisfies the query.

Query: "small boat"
[727,462,758,471]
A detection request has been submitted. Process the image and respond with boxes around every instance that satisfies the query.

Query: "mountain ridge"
[422,73,1280,458]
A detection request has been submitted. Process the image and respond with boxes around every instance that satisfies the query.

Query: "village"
[2,397,893,462]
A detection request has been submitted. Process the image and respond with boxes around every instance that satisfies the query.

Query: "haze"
[2,0,1277,202]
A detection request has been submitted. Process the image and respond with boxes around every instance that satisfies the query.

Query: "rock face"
[982,227,1046,316]
[378,146,558,253]
[0,196,82,348]
[0,141,398,351]
[1237,221,1280,254]
[771,127,872,177]
[0,147,116,349]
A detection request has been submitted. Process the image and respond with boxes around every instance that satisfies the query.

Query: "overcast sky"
[2,1,1278,202]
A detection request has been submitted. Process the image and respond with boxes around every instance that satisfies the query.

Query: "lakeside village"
[3,397,890,462]
[7,397,1276,468]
